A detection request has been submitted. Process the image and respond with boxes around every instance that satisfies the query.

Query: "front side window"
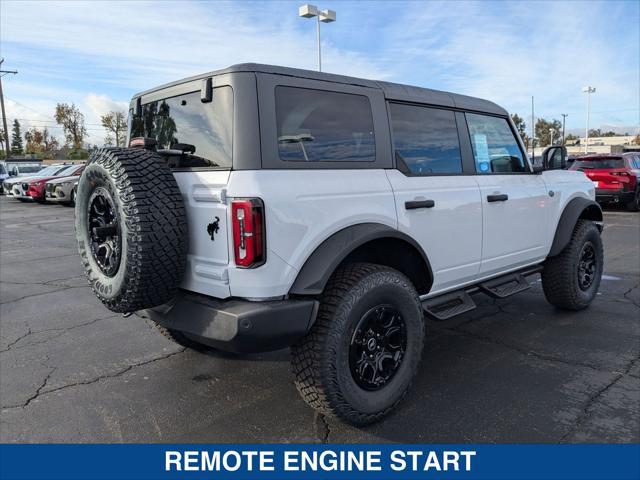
[466,113,527,173]
[390,103,462,175]
[130,87,233,168]
[275,86,375,162]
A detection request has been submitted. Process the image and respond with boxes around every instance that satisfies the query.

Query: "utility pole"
[531,96,535,159]
[561,113,568,145]
[0,59,18,157]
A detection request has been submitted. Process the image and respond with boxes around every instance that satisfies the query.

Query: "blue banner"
[1,444,638,480]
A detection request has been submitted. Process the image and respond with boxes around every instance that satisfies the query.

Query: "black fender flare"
[548,197,603,257]
[289,223,433,296]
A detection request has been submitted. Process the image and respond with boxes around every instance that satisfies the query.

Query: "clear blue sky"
[1,0,639,144]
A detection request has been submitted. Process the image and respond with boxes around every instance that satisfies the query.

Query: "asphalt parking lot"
[0,195,638,443]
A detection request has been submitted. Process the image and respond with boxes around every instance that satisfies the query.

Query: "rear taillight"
[231,198,265,268]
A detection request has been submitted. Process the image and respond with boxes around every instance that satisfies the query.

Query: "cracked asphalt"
[1,195,638,443]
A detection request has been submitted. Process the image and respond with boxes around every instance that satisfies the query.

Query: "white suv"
[75,64,603,425]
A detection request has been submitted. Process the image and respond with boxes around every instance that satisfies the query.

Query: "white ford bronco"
[75,64,603,425]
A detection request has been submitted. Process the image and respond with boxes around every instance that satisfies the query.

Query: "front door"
[464,112,551,277]
[386,103,482,295]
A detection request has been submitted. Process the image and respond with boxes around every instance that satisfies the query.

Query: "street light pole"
[561,113,567,145]
[316,14,321,72]
[582,86,596,154]
[299,4,336,72]
[0,59,18,157]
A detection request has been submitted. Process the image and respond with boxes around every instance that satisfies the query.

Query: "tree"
[511,113,530,148]
[535,118,562,147]
[565,133,579,145]
[11,119,23,155]
[588,128,602,138]
[25,127,59,154]
[101,110,127,147]
[54,103,87,150]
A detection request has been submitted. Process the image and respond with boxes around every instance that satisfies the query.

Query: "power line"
[13,117,105,126]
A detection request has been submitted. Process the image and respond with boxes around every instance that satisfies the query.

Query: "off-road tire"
[75,147,188,313]
[542,220,603,310]
[291,263,424,426]
[627,189,640,212]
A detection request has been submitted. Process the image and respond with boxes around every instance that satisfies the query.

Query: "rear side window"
[275,86,375,162]
[389,103,462,175]
[466,113,527,173]
[570,158,625,170]
[130,87,233,168]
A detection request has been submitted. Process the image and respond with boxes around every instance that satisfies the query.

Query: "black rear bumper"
[143,291,318,353]
[596,189,634,204]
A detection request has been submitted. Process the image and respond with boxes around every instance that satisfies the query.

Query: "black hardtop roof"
[133,63,507,116]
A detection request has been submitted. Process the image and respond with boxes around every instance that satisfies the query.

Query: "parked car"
[24,164,84,203]
[45,169,84,206]
[75,63,603,426]
[569,153,640,211]
[0,163,8,193]
[1,160,44,194]
[4,164,68,199]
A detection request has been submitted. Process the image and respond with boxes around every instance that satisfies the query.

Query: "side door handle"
[405,199,435,210]
[487,194,508,202]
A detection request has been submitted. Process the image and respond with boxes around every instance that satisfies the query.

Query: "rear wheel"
[542,220,603,310]
[291,263,424,425]
[627,189,640,212]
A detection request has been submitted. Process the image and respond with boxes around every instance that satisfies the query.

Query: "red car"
[570,152,640,211]
[25,164,84,202]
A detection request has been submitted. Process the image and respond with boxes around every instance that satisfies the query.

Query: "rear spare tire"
[75,147,188,313]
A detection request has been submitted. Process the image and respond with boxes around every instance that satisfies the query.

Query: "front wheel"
[542,220,603,310]
[291,263,424,426]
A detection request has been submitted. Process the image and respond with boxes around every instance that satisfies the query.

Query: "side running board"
[478,273,531,299]
[422,290,477,321]
[421,266,542,321]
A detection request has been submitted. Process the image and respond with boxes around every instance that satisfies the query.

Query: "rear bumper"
[596,189,634,204]
[143,291,318,353]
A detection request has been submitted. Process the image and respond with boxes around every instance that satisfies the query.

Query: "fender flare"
[548,197,603,257]
[289,223,433,296]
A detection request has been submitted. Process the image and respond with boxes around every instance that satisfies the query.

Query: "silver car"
[45,175,81,206]
[3,164,67,198]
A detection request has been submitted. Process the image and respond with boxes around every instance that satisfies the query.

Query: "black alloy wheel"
[577,241,597,291]
[349,305,407,391]
[87,187,121,277]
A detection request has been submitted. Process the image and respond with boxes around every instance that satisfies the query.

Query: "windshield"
[54,165,80,176]
[129,87,233,169]
[570,158,625,170]
[0,164,6,175]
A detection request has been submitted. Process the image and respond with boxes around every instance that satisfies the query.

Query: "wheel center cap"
[367,338,377,351]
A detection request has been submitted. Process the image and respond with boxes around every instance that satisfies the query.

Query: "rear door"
[386,104,483,294]
[464,112,551,277]
[130,76,243,298]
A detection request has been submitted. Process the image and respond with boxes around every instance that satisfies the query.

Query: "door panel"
[386,170,482,294]
[475,175,550,277]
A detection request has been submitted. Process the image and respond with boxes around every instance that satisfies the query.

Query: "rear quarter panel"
[225,169,397,298]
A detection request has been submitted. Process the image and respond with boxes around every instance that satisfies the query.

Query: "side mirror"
[542,145,567,171]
